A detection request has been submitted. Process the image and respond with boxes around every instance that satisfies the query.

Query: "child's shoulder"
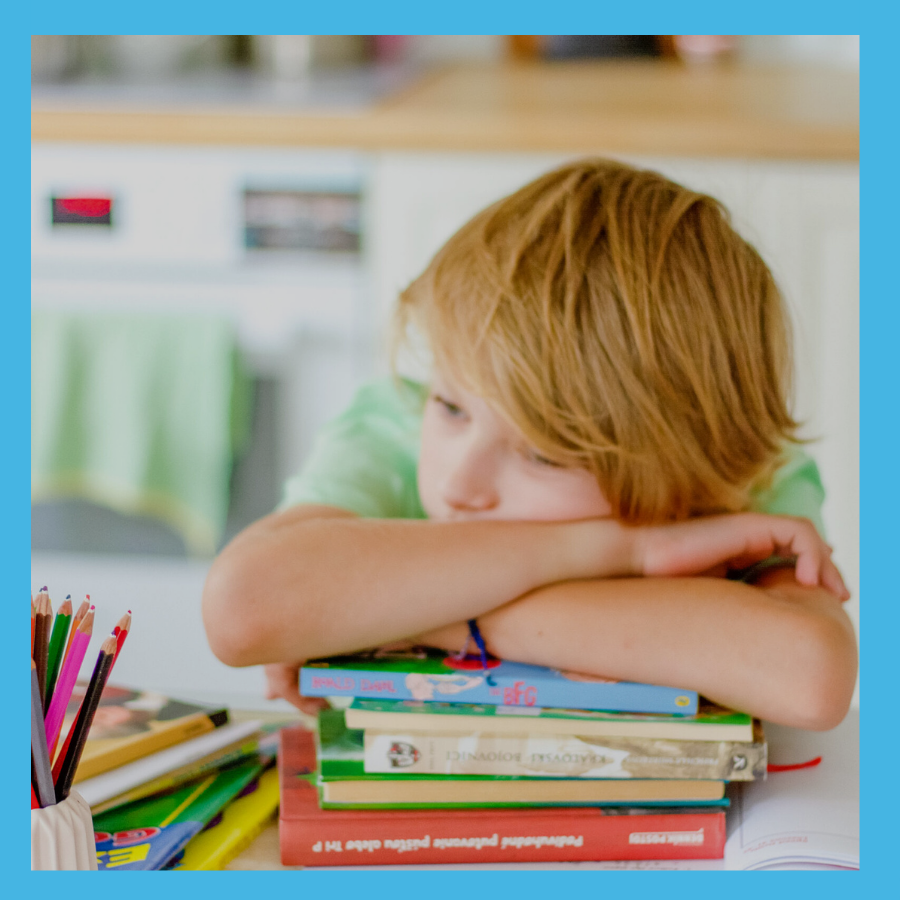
[750,445,826,535]
[278,376,429,519]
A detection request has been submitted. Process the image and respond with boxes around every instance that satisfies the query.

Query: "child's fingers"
[820,557,851,601]
[295,696,331,715]
[773,518,848,599]
[264,662,331,713]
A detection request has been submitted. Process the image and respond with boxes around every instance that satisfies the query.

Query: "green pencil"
[43,595,73,708]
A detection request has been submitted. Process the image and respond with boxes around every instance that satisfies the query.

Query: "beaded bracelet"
[454,618,492,678]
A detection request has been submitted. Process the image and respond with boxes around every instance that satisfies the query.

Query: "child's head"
[396,158,798,524]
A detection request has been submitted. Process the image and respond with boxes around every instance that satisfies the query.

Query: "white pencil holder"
[31,790,98,870]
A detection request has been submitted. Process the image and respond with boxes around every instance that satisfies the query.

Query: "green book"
[345,697,754,742]
[92,757,265,870]
[316,709,729,810]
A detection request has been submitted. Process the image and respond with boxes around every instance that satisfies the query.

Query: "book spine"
[300,667,697,716]
[280,805,726,866]
[362,730,767,781]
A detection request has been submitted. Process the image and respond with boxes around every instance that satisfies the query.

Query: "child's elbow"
[202,552,269,668]
[782,609,858,731]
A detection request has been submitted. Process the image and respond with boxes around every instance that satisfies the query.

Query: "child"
[202,159,856,730]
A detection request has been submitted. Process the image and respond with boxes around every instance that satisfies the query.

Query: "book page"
[724,709,859,870]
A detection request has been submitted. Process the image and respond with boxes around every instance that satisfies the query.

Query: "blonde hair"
[394,159,799,523]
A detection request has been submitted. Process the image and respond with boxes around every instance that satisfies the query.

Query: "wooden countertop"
[33,62,859,160]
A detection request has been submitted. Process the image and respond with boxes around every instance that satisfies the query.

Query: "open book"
[721,707,859,870]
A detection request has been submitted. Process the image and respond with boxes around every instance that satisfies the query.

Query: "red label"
[58,198,112,217]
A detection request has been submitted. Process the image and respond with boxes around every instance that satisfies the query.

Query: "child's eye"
[432,394,466,419]
[524,448,563,468]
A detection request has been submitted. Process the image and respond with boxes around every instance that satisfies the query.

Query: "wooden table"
[32,61,857,159]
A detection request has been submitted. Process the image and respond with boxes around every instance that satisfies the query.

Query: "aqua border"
[17,9,875,900]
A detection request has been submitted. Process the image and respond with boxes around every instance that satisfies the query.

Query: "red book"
[279,726,726,867]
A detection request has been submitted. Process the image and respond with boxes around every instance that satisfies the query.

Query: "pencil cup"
[31,790,98,870]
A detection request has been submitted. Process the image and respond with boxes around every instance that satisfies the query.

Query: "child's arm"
[203,505,850,728]
[202,503,639,666]
[415,568,857,731]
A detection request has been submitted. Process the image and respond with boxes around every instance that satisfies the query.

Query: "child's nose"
[441,451,500,513]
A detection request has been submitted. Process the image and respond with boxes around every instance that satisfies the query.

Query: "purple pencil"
[43,607,94,753]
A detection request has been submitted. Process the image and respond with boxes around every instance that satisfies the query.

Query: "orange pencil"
[60,597,90,670]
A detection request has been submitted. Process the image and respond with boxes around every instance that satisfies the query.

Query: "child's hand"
[633,513,850,600]
[263,662,330,715]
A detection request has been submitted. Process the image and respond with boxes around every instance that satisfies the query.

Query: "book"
[301,646,698,716]
[319,772,725,808]
[723,709,858,870]
[316,709,725,808]
[92,757,265,870]
[361,721,767,781]
[62,682,228,783]
[79,719,266,812]
[280,725,726,866]
[345,697,755,742]
[511,709,860,871]
[166,766,281,870]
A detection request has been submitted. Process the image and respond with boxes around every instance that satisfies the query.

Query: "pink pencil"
[43,608,94,753]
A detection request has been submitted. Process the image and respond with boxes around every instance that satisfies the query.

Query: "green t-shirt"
[280,377,826,536]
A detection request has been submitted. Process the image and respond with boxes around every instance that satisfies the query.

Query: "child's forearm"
[417,573,857,730]
[202,505,636,667]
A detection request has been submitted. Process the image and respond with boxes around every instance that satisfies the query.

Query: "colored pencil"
[61,597,90,670]
[33,591,52,711]
[43,608,94,755]
[55,634,117,802]
[43,596,73,708]
[51,595,93,754]
[113,611,132,665]
[31,596,35,659]
[31,660,56,808]
[51,610,131,767]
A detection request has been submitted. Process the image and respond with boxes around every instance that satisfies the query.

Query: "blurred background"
[31,35,859,710]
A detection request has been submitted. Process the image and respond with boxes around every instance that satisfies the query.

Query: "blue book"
[300,647,698,716]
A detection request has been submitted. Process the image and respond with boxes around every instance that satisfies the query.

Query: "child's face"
[418,371,612,522]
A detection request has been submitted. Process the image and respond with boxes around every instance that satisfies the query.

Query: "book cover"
[362,721,767,781]
[316,710,725,808]
[301,646,698,716]
[280,725,726,866]
[62,682,228,783]
[81,719,266,812]
[92,758,265,871]
[165,766,281,870]
[345,697,754,742]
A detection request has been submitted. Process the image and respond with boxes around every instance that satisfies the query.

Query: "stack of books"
[67,683,280,871]
[280,646,767,866]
